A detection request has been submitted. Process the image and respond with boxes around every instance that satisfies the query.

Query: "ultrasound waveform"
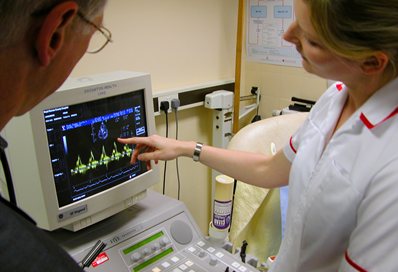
[71,143,132,175]
[72,165,139,194]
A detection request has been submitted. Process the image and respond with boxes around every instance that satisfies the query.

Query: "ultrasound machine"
[2,71,261,272]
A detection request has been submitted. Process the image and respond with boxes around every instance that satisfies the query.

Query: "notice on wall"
[247,0,302,67]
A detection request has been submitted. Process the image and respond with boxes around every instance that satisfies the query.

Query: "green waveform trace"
[71,143,133,175]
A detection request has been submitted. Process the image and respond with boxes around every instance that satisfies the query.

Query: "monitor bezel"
[4,71,159,231]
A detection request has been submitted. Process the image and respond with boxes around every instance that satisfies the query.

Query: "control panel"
[49,191,260,272]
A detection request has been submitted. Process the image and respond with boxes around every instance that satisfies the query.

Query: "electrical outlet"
[158,93,179,113]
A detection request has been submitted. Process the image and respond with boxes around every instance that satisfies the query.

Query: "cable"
[0,136,17,206]
[240,240,248,263]
[251,86,261,123]
[171,99,181,200]
[229,178,238,232]
[0,136,36,224]
[160,101,170,195]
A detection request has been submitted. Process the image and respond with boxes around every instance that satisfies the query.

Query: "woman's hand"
[117,135,195,169]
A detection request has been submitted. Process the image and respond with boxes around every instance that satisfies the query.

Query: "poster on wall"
[247,0,302,67]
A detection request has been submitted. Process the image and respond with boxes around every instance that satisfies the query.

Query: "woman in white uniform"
[119,0,398,270]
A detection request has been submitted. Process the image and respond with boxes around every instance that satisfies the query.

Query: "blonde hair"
[0,0,107,48]
[305,0,398,76]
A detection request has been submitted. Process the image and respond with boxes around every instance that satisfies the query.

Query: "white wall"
[242,63,327,118]
[72,0,238,91]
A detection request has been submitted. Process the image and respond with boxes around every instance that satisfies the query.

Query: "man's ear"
[360,52,389,75]
[35,1,78,66]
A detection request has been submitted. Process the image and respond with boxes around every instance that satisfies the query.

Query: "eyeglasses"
[77,11,113,54]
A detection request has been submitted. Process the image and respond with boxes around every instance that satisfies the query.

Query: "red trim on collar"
[336,83,344,91]
[289,136,297,153]
[345,251,367,272]
[360,106,398,129]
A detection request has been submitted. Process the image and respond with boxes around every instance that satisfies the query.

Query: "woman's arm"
[118,134,291,189]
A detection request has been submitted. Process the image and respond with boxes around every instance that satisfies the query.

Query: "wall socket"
[158,93,179,113]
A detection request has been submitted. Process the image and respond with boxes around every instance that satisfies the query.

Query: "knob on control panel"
[143,248,151,256]
[209,256,218,266]
[160,237,170,247]
[152,242,160,251]
[198,250,206,258]
[130,252,141,262]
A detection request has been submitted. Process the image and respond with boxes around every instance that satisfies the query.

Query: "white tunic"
[272,79,398,271]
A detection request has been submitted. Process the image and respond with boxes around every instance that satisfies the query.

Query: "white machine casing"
[204,90,233,109]
[2,71,159,231]
[50,191,260,272]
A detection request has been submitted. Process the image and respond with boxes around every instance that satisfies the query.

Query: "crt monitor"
[1,71,159,231]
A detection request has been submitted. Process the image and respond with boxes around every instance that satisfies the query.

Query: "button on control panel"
[118,229,259,272]
[61,192,260,272]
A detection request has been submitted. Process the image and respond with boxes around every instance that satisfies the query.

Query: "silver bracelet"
[193,142,203,162]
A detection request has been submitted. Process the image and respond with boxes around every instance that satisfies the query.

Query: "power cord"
[251,86,261,123]
[160,101,169,195]
[171,99,181,200]
[0,136,17,206]
[240,240,248,263]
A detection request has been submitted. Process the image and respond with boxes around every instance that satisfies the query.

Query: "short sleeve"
[282,82,344,163]
[283,117,309,163]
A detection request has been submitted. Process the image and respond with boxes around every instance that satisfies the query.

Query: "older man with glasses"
[0,1,109,271]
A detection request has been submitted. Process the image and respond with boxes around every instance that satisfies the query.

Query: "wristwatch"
[193,142,203,162]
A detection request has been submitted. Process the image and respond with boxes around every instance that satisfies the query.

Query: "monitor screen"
[44,89,148,207]
[1,71,159,231]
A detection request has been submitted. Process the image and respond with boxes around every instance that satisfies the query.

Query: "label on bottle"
[213,199,232,230]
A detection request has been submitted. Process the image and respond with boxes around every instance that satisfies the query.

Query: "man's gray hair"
[0,0,107,48]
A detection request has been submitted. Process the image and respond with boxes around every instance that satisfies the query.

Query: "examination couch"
[228,112,308,264]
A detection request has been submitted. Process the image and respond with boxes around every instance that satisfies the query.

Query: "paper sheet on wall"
[247,0,302,67]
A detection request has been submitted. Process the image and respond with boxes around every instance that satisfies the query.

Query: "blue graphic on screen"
[43,90,148,207]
